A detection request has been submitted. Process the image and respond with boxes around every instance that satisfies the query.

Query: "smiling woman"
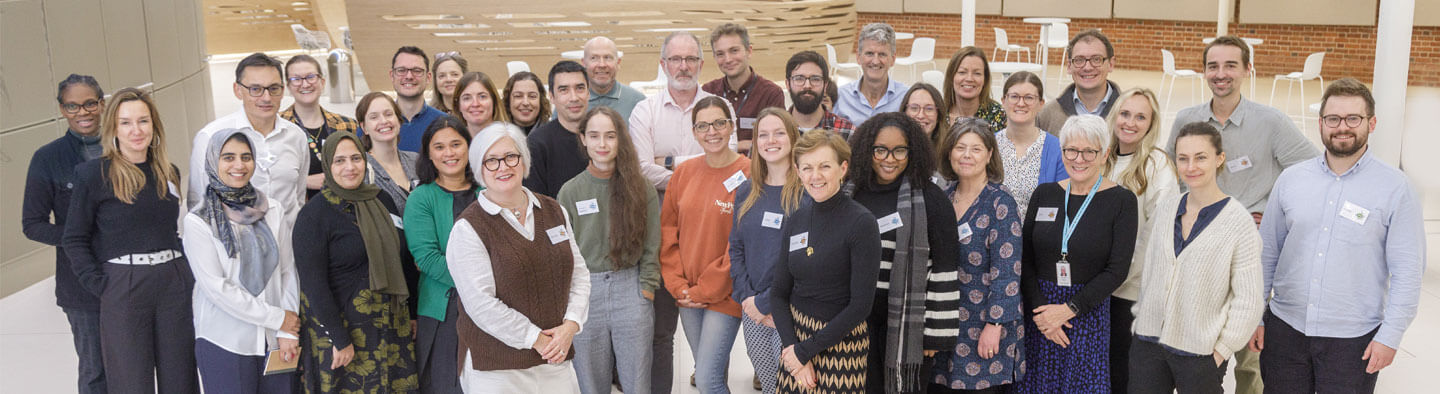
[357,92,419,213]
[280,54,360,199]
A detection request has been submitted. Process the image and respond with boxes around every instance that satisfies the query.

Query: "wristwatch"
[1065,301,1079,314]
[664,156,674,170]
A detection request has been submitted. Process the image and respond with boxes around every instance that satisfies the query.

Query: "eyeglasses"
[905,104,937,116]
[693,118,732,133]
[664,56,702,66]
[872,146,910,160]
[62,99,102,114]
[288,74,322,85]
[1069,56,1110,68]
[482,153,523,171]
[788,75,826,86]
[237,82,284,97]
[1062,148,1102,161]
[1005,94,1039,105]
[392,67,427,77]
[1322,114,1369,128]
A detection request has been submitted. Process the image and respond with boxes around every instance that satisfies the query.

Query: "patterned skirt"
[1013,279,1110,394]
[299,289,420,393]
[777,306,869,394]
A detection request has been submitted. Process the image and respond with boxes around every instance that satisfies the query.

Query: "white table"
[989,62,1045,101]
[896,32,915,40]
[1022,17,1071,84]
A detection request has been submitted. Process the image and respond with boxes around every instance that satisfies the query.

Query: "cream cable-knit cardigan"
[1131,192,1264,358]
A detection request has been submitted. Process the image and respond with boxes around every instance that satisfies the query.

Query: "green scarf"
[320,131,408,299]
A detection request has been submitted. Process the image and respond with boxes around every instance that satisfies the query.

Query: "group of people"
[21,18,1422,394]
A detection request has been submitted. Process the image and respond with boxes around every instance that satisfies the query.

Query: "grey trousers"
[574,267,654,394]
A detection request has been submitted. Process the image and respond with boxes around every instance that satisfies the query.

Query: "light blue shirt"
[1260,149,1425,348]
[835,78,908,126]
[1071,84,1112,116]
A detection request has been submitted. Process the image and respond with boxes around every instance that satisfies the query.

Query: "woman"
[445,123,590,392]
[357,92,419,213]
[1129,122,1263,394]
[293,131,419,393]
[63,87,198,393]
[504,72,551,134]
[943,47,1005,131]
[929,119,1025,393]
[279,54,359,199]
[900,83,947,148]
[452,72,507,136]
[404,116,474,394]
[185,129,301,393]
[846,113,960,394]
[559,107,660,394]
[728,108,805,394]
[660,96,749,393]
[431,52,468,113]
[772,129,880,393]
[1015,115,1137,394]
[995,71,1066,215]
[1102,88,1178,392]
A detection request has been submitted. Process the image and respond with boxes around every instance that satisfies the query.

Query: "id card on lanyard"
[1057,176,1103,287]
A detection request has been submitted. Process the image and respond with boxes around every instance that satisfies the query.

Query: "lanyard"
[1060,176,1103,259]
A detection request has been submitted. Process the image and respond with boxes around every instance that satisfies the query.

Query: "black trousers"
[651,283,679,394]
[416,294,462,394]
[1128,336,1227,394]
[99,260,197,394]
[928,382,1007,394]
[1110,297,1136,394]
[1259,311,1380,394]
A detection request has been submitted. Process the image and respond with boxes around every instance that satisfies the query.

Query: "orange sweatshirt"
[660,155,750,318]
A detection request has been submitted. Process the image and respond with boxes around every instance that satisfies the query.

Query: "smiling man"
[387,46,446,152]
[1036,30,1123,133]
[785,50,855,139]
[834,23,909,125]
[701,23,784,155]
[523,61,591,197]
[581,36,645,120]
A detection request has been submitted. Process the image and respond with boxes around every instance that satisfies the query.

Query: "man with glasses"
[702,23,784,155]
[23,74,108,394]
[1036,29,1123,133]
[384,46,446,152]
[581,36,645,120]
[786,51,855,139]
[1253,78,1423,394]
[835,22,908,125]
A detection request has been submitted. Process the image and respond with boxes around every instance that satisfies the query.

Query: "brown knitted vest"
[455,196,575,372]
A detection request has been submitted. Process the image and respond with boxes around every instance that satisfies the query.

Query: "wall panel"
[0,121,62,265]
[42,0,112,88]
[102,0,155,88]
[1239,0,1376,26]
[145,0,186,87]
[1,1,57,130]
[1114,0,1229,22]
[904,0,1002,15]
[1003,0,1111,19]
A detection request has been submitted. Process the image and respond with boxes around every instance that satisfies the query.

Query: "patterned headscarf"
[197,128,277,296]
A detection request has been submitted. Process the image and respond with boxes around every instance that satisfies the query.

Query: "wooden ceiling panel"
[204,0,323,54]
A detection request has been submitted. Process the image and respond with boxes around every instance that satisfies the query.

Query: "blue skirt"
[1013,279,1110,394]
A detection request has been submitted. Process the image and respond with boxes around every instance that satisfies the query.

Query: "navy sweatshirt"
[22,131,100,310]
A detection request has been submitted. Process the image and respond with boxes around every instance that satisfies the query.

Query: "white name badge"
[723,170,747,193]
[877,212,904,233]
[789,232,809,252]
[1036,207,1060,222]
[1340,200,1370,225]
[576,199,600,216]
[546,225,570,244]
[958,223,974,242]
[1226,156,1254,173]
[762,211,784,229]
[168,182,181,199]
[390,214,404,229]
[1056,260,1073,287]
[739,117,757,130]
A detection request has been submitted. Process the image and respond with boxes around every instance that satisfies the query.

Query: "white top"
[446,188,591,350]
[627,87,737,190]
[1109,149,1179,300]
[187,110,310,237]
[183,199,298,356]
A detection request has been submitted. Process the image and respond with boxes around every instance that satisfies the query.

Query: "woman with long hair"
[900,83,948,149]
[452,72,507,136]
[431,53,468,113]
[63,87,198,392]
[728,108,806,393]
[994,71,1066,215]
[357,92,419,213]
[504,71,551,134]
[279,54,359,199]
[943,47,1005,131]
[559,106,661,393]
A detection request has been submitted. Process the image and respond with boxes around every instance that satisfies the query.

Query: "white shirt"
[446,189,590,350]
[182,199,298,356]
[188,111,310,235]
[627,86,737,190]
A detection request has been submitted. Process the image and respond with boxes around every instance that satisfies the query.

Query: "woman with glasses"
[847,113,961,394]
[504,72,551,135]
[446,123,590,393]
[431,52,468,113]
[1014,115,1137,394]
[900,84,947,148]
[280,55,359,200]
[357,92,419,214]
[943,47,1006,132]
[452,72,508,137]
[995,71,1066,216]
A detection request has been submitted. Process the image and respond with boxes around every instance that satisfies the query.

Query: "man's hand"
[1248,326,1265,352]
[1362,341,1397,374]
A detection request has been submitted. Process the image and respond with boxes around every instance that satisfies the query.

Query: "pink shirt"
[627,86,737,190]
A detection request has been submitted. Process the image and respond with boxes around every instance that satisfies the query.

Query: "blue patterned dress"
[932,183,1026,390]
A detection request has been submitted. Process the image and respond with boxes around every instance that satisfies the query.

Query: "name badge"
[390,214,404,229]
[168,182,181,199]
[1056,260,1072,287]
[762,211,784,229]
[789,232,809,252]
[877,212,904,233]
[1036,207,1059,222]
[958,223,974,242]
[546,225,570,244]
[723,170,747,193]
[1340,201,1370,225]
[575,199,600,216]
[1226,156,1253,173]
[739,117,757,130]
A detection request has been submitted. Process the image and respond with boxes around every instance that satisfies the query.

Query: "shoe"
[691,372,696,387]
[753,375,762,391]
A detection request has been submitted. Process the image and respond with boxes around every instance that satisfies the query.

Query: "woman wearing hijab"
[292,131,420,393]
[185,128,301,393]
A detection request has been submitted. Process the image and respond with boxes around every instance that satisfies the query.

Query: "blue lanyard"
[1060,176,1104,259]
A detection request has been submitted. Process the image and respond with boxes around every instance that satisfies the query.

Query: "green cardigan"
[404,182,481,320]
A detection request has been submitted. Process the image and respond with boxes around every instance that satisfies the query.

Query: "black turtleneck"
[771,192,880,363]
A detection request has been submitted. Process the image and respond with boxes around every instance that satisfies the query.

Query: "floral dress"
[949,101,1008,132]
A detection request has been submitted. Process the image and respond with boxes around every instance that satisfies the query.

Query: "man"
[22,74,107,394]
[785,50,855,139]
[1166,36,1319,394]
[388,46,446,152]
[701,23,785,154]
[1252,78,1424,393]
[1035,29,1123,133]
[524,61,590,197]
[834,22,908,125]
[582,36,646,120]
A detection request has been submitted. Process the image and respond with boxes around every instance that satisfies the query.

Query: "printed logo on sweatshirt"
[715,199,734,214]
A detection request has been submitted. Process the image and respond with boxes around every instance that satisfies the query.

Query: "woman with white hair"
[1014,115,1137,393]
[444,123,591,393]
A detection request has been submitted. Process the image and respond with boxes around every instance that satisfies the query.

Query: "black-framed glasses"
[287,74,322,85]
[1069,56,1110,68]
[664,56,702,66]
[62,99,102,114]
[693,118,732,133]
[237,82,284,97]
[392,67,427,76]
[872,146,911,160]
[788,75,825,86]
[482,153,523,171]
[1322,115,1369,128]
[1005,93,1039,105]
[1062,148,1102,161]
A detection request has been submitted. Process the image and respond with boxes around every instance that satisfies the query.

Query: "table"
[896,32,915,40]
[989,62,1044,101]
[1022,17,1071,84]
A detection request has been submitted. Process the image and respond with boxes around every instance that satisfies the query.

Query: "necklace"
[507,205,523,218]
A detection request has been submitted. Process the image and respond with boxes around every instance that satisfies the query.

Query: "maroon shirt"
[702,68,785,148]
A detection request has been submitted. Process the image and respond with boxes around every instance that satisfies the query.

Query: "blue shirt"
[1071,83,1113,116]
[1260,150,1425,348]
[834,78,908,126]
[397,105,445,152]
[1173,194,1230,256]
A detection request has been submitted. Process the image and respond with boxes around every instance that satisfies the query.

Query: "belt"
[106,250,182,266]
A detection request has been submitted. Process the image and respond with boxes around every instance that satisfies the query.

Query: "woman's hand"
[793,362,818,389]
[540,320,581,364]
[780,345,804,374]
[641,289,654,301]
[278,337,300,362]
[741,296,766,322]
[1213,351,1226,367]
[532,332,555,357]
[1031,304,1076,332]
[760,314,775,329]
[280,311,301,336]
[978,324,1003,359]
[330,344,355,370]
[676,289,709,309]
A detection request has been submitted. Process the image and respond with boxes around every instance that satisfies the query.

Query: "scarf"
[849,178,929,393]
[69,129,102,160]
[320,131,409,299]
[198,129,278,296]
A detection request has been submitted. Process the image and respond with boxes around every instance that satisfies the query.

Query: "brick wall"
[856,12,1440,88]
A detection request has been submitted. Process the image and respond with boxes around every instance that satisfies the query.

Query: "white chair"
[893,37,937,83]
[290,24,332,55]
[506,61,531,77]
[1158,49,1203,113]
[992,28,1032,63]
[921,70,945,90]
[1036,23,1069,86]
[339,26,353,51]
[827,43,863,80]
[1270,51,1325,121]
[629,63,668,93]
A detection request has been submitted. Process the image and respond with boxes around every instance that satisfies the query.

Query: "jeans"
[63,308,106,394]
[574,268,654,394]
[678,307,740,393]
